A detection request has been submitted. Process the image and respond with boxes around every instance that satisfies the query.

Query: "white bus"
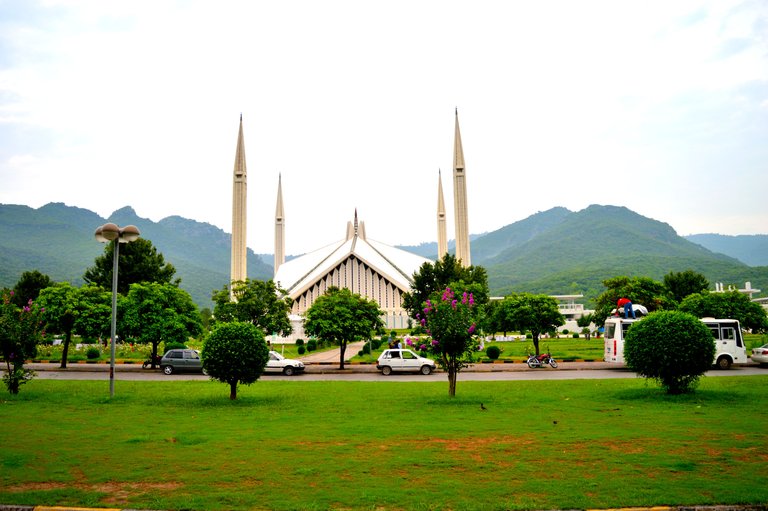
[603,316,748,369]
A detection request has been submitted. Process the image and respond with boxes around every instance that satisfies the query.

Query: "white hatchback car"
[751,344,768,365]
[377,349,436,375]
[265,350,305,376]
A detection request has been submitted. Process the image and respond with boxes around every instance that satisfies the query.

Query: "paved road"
[25,360,767,382]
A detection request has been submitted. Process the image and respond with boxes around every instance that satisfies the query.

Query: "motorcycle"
[526,352,558,368]
[142,354,163,369]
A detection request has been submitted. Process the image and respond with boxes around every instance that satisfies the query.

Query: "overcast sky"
[1,1,766,255]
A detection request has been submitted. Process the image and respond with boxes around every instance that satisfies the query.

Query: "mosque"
[229,110,472,338]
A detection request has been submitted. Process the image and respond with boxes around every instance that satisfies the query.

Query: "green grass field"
[2,376,768,511]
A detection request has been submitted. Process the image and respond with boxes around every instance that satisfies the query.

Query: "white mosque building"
[230,110,472,339]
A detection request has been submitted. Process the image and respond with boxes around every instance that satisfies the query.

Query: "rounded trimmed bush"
[485,345,501,360]
[624,310,716,394]
[295,338,304,346]
[572,333,579,339]
[86,347,101,359]
[297,346,306,355]
[306,339,317,352]
[202,322,269,400]
[164,341,187,352]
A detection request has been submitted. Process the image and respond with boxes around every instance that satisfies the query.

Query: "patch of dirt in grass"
[5,481,184,507]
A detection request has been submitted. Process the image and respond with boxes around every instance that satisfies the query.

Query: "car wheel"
[716,356,732,370]
[283,366,294,376]
[420,365,432,375]
[381,365,392,376]
[163,365,174,375]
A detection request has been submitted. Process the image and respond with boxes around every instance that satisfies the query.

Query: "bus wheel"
[716,356,732,370]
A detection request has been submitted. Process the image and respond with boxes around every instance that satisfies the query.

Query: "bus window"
[708,326,719,340]
[722,328,735,342]
[605,323,616,339]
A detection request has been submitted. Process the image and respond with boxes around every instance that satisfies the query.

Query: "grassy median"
[1,376,767,510]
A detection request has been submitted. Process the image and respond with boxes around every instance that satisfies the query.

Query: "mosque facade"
[230,111,472,335]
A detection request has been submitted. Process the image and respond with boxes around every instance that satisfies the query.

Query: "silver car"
[160,349,207,375]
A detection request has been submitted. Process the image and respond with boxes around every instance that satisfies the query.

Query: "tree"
[0,290,45,394]
[11,270,53,307]
[593,276,675,325]
[576,313,595,341]
[304,287,383,370]
[202,321,269,399]
[37,283,77,368]
[402,253,489,320]
[497,293,564,355]
[679,291,768,333]
[417,287,477,397]
[83,238,178,294]
[664,270,710,303]
[212,279,292,336]
[624,310,715,394]
[121,282,202,367]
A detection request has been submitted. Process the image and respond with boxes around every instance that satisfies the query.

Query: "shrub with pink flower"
[416,287,477,397]
[1,291,45,394]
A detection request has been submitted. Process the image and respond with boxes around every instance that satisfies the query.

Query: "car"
[265,350,305,376]
[377,349,436,375]
[751,344,768,365]
[160,348,207,375]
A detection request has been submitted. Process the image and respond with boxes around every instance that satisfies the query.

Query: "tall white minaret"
[437,169,448,260]
[230,114,248,291]
[453,108,471,266]
[274,173,285,276]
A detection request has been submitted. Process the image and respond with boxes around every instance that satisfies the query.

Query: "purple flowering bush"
[416,287,477,396]
[0,291,45,394]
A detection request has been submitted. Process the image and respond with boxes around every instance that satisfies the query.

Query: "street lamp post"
[94,223,140,397]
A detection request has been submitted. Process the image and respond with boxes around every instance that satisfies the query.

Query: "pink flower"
[431,339,439,346]
[468,324,476,334]
[451,299,457,309]
[419,344,427,351]
[406,338,413,346]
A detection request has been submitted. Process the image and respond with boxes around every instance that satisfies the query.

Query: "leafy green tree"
[679,291,768,333]
[1,290,45,394]
[304,287,383,370]
[625,310,715,394]
[664,270,710,303]
[121,282,202,367]
[37,284,112,368]
[212,279,292,336]
[402,253,489,320]
[497,293,564,355]
[576,313,595,341]
[593,276,675,324]
[83,238,179,295]
[418,287,477,397]
[12,270,53,307]
[202,321,269,400]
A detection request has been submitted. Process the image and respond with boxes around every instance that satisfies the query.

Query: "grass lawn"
[1,376,767,510]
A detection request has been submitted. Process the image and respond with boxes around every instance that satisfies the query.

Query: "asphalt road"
[25,361,768,382]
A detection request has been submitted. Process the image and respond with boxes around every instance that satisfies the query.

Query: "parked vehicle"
[526,352,558,368]
[377,349,436,375]
[603,316,748,369]
[265,351,305,376]
[751,344,768,365]
[160,349,207,375]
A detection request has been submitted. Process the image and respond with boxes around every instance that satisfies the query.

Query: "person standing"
[617,297,635,319]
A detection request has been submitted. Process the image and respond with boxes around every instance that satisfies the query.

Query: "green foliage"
[304,287,384,369]
[306,339,317,352]
[572,333,579,338]
[297,346,306,355]
[679,290,768,333]
[418,287,477,396]
[202,322,269,399]
[212,279,292,336]
[164,341,187,352]
[402,253,490,320]
[295,338,304,346]
[0,290,45,393]
[624,310,716,394]
[12,270,53,307]
[485,345,501,360]
[593,275,676,324]
[663,269,709,303]
[85,346,101,359]
[496,293,564,355]
[121,282,202,363]
[83,237,179,294]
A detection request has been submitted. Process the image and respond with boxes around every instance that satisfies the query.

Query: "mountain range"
[1,202,765,308]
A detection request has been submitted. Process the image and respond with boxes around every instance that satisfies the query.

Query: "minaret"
[453,108,471,266]
[437,169,448,260]
[230,114,248,291]
[274,173,285,276]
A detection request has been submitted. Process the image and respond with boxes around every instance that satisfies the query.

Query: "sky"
[0,0,766,255]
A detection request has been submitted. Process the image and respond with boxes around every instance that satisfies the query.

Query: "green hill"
[684,233,768,266]
[0,203,272,308]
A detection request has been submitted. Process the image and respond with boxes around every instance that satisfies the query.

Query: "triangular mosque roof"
[274,220,432,299]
